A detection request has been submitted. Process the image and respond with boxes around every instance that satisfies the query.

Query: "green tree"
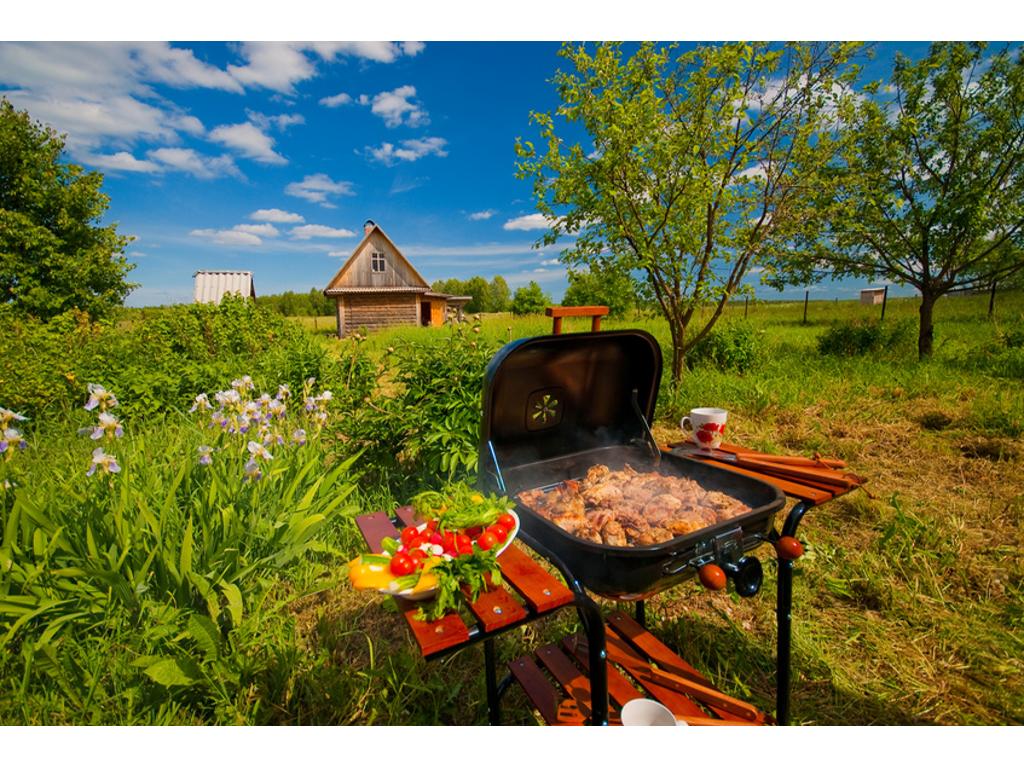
[486,275,511,312]
[463,275,489,313]
[809,43,1024,358]
[515,42,859,383]
[0,98,135,320]
[562,264,639,317]
[511,281,551,315]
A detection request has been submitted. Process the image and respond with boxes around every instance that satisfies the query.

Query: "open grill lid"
[480,330,663,490]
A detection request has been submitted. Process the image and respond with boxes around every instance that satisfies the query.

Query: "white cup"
[681,407,728,453]
[620,698,687,726]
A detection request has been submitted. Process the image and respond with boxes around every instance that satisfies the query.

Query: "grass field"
[2,291,1020,725]
[284,291,1024,725]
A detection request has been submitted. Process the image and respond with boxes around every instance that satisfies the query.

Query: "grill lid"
[480,330,662,488]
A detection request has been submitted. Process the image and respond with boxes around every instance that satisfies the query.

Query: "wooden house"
[193,271,256,303]
[323,220,471,338]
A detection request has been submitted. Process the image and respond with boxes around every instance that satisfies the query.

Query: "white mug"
[620,698,688,726]
[681,407,728,453]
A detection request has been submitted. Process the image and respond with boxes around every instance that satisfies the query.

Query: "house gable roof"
[323,223,430,294]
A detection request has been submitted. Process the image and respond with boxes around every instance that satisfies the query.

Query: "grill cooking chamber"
[479,330,786,600]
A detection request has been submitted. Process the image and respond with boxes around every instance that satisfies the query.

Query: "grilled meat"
[519,464,751,547]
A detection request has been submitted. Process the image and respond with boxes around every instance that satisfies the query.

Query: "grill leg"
[484,638,500,725]
[776,501,810,726]
[634,600,646,628]
[578,598,608,726]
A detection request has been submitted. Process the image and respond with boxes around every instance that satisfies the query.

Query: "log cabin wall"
[341,293,419,335]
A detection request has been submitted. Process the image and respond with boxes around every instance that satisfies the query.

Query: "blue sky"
[0,40,948,305]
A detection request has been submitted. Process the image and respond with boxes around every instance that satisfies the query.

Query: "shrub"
[685,322,763,372]
[816,318,915,357]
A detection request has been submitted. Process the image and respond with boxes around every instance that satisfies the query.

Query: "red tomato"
[426,520,439,531]
[457,544,474,556]
[465,526,483,538]
[497,514,516,531]
[488,524,508,543]
[412,535,429,548]
[477,532,498,551]
[455,534,472,550]
[443,532,456,547]
[400,527,418,546]
[408,549,426,566]
[389,553,415,576]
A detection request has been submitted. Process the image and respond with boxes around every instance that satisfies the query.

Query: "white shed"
[859,288,886,305]
[193,271,256,304]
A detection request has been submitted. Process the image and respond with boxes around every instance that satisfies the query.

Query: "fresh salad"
[348,485,519,621]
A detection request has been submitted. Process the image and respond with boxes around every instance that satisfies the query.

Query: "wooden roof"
[323,223,431,295]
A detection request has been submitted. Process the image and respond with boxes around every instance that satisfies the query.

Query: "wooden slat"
[581,633,708,719]
[356,511,401,551]
[393,505,421,528]
[401,605,472,658]
[545,305,609,318]
[508,655,561,725]
[461,579,529,632]
[535,643,598,720]
[692,457,834,505]
[607,612,767,723]
[637,667,761,722]
[563,635,645,709]
[497,545,574,613]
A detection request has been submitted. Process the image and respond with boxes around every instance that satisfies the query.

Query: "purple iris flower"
[87,447,120,477]
[197,445,213,466]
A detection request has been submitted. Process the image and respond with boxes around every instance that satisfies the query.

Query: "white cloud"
[363,85,428,128]
[290,224,357,240]
[319,92,352,108]
[250,208,304,223]
[503,213,560,231]
[226,42,316,93]
[285,173,356,205]
[365,137,448,165]
[209,122,286,165]
[541,258,561,266]
[310,42,422,64]
[190,228,263,246]
[80,151,161,173]
[245,110,305,131]
[327,250,349,257]
[469,210,496,221]
[147,147,242,179]
[233,223,279,237]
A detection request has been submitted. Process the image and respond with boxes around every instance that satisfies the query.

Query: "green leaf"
[143,657,202,688]
[186,614,221,659]
[179,516,193,578]
[219,581,243,627]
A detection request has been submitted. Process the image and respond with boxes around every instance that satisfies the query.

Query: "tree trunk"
[668,317,685,385]
[918,291,937,359]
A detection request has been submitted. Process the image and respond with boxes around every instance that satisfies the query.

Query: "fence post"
[989,280,997,319]
[802,290,809,325]
[881,285,888,322]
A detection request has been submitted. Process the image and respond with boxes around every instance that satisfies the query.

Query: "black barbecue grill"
[479,329,786,600]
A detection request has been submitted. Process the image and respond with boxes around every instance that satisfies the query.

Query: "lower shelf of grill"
[507,611,771,726]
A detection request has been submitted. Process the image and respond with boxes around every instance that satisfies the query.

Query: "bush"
[817,318,915,357]
[0,297,350,421]
[686,322,763,372]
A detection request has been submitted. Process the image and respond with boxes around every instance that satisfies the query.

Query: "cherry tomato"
[412,535,429,548]
[488,524,509,543]
[408,549,426,566]
[455,534,472,550]
[457,544,474,557]
[477,532,498,551]
[426,520,439,531]
[443,532,456,548]
[775,536,804,561]
[400,527,418,547]
[389,553,415,576]
[497,514,516,531]
[465,526,483,538]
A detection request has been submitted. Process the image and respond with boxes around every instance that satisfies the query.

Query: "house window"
[371,251,386,273]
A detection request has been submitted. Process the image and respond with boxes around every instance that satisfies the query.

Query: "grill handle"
[722,556,763,597]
